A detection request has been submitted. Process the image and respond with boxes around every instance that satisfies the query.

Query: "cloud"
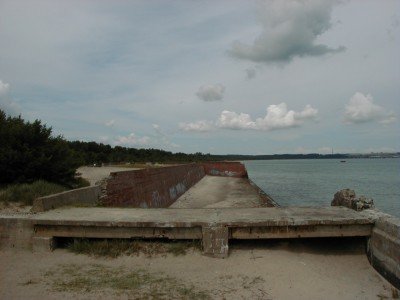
[0,80,9,97]
[179,103,318,132]
[217,103,318,130]
[0,80,20,116]
[344,92,397,124]
[196,84,225,101]
[245,68,257,79]
[152,124,180,148]
[255,103,318,130]
[218,111,256,130]
[229,0,345,64]
[105,120,115,127]
[114,133,150,146]
[179,120,214,132]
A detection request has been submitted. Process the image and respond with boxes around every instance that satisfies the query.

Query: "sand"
[77,166,139,186]
[0,167,396,298]
[0,238,394,300]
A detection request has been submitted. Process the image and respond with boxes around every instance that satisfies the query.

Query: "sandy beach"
[0,238,394,299]
[0,167,396,299]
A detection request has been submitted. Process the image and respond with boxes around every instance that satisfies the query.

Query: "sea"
[244,158,400,218]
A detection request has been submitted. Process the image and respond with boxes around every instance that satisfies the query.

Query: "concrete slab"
[169,176,268,208]
[30,206,376,227]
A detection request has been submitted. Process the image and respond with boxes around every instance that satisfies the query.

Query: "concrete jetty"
[0,162,399,289]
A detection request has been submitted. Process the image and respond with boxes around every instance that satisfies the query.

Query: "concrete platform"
[25,206,375,258]
[170,176,265,208]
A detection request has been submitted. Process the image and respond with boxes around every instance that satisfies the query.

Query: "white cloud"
[0,79,20,116]
[218,111,256,130]
[255,103,318,130]
[229,0,345,63]
[105,120,115,127]
[114,133,150,146]
[196,84,225,102]
[344,92,397,124]
[179,120,214,132]
[0,80,9,97]
[196,103,318,131]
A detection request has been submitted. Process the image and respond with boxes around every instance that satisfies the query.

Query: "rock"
[331,189,374,211]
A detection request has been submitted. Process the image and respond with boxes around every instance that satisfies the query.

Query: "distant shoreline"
[216,153,400,161]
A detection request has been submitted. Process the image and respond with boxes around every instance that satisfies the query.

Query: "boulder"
[331,189,374,211]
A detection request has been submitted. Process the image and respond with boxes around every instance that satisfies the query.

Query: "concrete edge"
[248,178,279,207]
[367,216,400,290]
[31,185,101,213]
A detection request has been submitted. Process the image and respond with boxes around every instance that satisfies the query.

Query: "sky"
[0,0,399,155]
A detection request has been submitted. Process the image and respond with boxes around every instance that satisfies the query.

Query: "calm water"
[244,158,400,218]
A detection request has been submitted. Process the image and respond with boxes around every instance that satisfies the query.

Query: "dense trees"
[0,110,80,185]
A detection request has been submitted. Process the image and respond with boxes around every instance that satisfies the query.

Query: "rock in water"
[331,189,374,211]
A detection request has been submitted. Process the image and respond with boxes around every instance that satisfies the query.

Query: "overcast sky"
[0,0,399,155]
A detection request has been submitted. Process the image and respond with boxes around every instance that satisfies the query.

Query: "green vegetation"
[44,264,211,299]
[0,178,90,206]
[67,238,202,258]
[0,180,67,205]
[0,110,81,186]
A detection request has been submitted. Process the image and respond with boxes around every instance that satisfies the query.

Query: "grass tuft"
[67,238,202,258]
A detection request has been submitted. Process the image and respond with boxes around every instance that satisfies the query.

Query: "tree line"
[0,109,347,186]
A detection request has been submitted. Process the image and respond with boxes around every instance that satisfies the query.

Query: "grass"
[0,180,67,206]
[0,177,90,206]
[44,263,211,299]
[66,238,202,258]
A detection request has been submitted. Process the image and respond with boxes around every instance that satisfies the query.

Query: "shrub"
[0,110,82,186]
[0,180,67,205]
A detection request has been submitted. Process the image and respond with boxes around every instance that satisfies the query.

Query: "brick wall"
[101,164,205,208]
[202,162,248,178]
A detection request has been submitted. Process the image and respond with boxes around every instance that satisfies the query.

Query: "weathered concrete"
[0,217,34,250]
[367,216,400,289]
[202,226,229,258]
[0,206,376,258]
[170,176,276,208]
[28,206,376,227]
[32,185,101,213]
[101,164,205,208]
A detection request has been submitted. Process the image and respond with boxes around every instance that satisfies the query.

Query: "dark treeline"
[68,141,214,165]
[67,141,347,165]
[213,153,347,160]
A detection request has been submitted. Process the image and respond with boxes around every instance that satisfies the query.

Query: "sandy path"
[0,238,393,299]
[77,166,139,186]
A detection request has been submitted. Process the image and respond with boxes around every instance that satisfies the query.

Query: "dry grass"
[66,238,202,258]
[44,263,211,299]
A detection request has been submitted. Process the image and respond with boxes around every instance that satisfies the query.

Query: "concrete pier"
[1,162,399,289]
[2,206,374,258]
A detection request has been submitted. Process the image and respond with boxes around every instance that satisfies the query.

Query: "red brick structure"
[101,164,205,208]
[202,162,248,178]
[101,162,248,208]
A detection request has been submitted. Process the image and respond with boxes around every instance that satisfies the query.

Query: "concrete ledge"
[367,216,400,289]
[202,226,229,258]
[0,217,34,250]
[32,185,101,212]
[32,236,55,252]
